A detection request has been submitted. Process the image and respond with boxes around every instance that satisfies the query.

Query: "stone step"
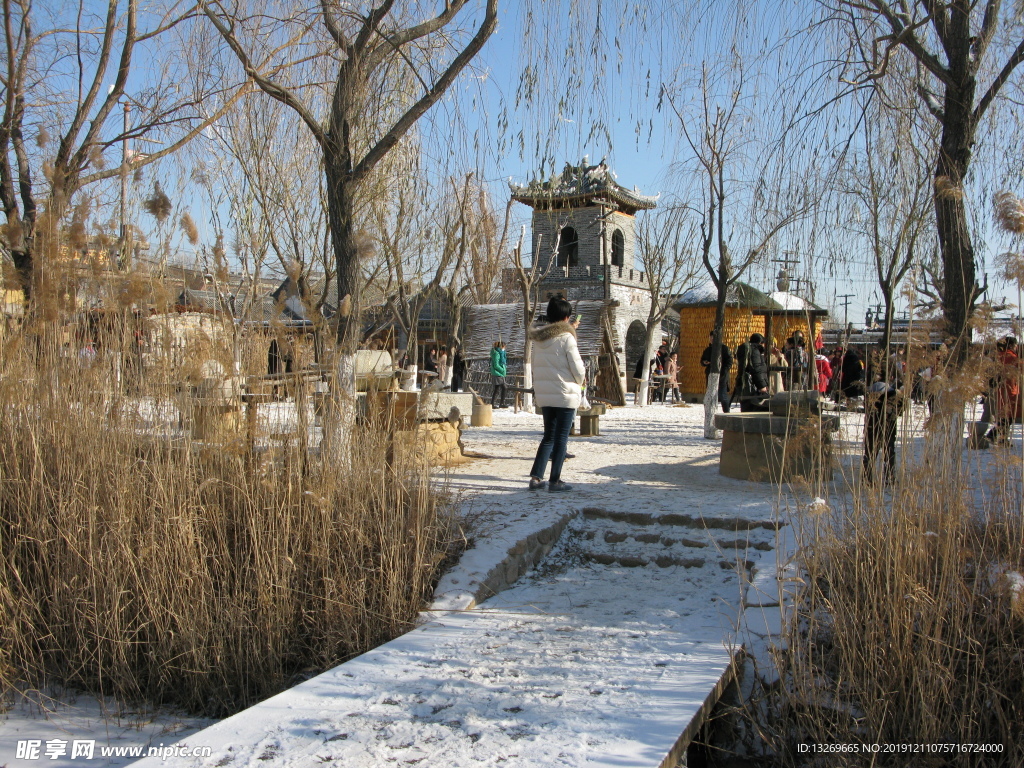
[584,552,708,568]
[581,506,781,531]
[584,527,774,551]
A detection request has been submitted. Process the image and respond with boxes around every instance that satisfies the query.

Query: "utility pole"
[837,293,854,333]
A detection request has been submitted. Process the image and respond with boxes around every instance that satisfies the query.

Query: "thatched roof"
[673,280,780,311]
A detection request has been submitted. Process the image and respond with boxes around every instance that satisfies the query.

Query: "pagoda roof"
[510,160,658,213]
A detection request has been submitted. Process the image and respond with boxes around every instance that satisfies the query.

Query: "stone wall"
[472,511,577,605]
[609,283,655,381]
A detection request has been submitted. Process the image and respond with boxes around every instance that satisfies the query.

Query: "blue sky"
[99,0,1021,328]
[449,0,1022,327]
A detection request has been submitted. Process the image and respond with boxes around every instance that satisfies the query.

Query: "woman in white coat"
[528,296,586,492]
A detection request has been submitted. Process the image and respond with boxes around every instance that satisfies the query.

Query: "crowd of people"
[401,313,1020,493]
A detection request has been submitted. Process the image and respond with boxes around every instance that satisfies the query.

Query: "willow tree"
[826,0,1024,361]
[633,203,700,407]
[0,0,242,300]
[199,0,498,353]
[843,88,935,375]
[668,62,811,438]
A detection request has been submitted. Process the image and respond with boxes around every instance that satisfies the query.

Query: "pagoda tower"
[510,159,660,384]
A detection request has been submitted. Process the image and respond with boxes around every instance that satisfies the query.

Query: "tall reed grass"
[0,310,451,717]
[745,355,1024,766]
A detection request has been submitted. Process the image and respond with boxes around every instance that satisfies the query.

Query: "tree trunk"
[522,358,534,412]
[10,246,33,299]
[324,161,361,353]
[936,64,978,365]
[881,289,895,384]
[522,302,535,412]
[703,372,720,438]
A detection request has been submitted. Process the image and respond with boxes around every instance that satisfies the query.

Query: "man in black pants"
[700,331,733,412]
[863,381,907,484]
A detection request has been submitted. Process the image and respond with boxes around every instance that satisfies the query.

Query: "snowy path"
[131,404,790,767]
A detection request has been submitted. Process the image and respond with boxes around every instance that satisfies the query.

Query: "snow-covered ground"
[2,397,1019,767]
[134,402,798,767]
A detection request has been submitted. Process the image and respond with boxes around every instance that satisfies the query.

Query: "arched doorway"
[611,229,624,267]
[625,319,647,378]
[557,227,578,268]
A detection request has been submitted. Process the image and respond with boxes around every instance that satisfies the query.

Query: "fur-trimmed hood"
[529,321,576,343]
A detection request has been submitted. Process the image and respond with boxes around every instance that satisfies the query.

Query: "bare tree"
[199,0,498,354]
[443,184,514,358]
[0,0,244,298]
[825,0,1024,361]
[378,172,472,372]
[632,203,701,407]
[508,225,557,412]
[668,63,811,438]
[844,91,935,379]
[220,96,333,286]
[458,189,512,306]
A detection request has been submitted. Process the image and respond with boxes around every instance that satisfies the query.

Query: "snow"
[0,694,214,767]
[768,291,821,312]
[7,397,1015,766]
[127,403,789,767]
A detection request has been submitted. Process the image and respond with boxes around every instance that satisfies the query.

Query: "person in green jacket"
[489,340,507,408]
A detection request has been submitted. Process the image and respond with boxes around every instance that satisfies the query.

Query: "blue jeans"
[529,406,575,483]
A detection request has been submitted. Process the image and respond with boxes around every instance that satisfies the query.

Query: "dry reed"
[746,356,1024,766]
[0,308,451,717]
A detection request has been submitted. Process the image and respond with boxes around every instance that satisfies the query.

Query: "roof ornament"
[776,268,790,292]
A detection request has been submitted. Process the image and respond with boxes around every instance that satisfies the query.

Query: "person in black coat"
[451,344,466,392]
[839,346,865,400]
[863,382,908,484]
[735,333,770,412]
[700,331,734,412]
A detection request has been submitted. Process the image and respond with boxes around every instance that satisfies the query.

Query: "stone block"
[716,414,837,483]
[745,606,784,640]
[768,390,823,417]
[419,392,475,421]
[618,556,648,568]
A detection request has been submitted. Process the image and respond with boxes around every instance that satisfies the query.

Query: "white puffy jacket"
[530,321,586,409]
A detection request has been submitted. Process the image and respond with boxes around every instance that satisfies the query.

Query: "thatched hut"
[675,282,827,400]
